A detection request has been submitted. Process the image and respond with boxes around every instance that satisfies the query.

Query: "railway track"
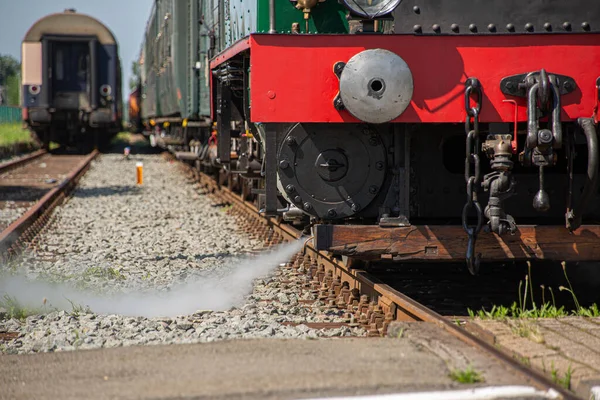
[0,148,583,398]
[174,155,576,399]
[0,150,98,261]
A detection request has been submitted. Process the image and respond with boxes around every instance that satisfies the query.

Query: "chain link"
[463,78,483,275]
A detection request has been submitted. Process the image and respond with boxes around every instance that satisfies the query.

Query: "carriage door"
[51,41,90,110]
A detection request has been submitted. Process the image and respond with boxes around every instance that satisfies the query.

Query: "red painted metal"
[209,38,250,70]
[248,34,600,124]
[209,38,251,121]
[595,81,600,124]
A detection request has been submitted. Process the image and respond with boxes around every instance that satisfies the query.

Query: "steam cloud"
[0,240,304,318]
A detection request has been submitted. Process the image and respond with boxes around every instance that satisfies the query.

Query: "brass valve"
[294,0,325,32]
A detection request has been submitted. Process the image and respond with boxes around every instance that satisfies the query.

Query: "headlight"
[341,0,403,19]
[100,84,112,96]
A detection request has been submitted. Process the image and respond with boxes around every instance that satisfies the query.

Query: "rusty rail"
[0,149,47,174]
[179,161,574,399]
[0,150,98,260]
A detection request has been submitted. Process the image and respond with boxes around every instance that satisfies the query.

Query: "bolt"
[413,25,422,33]
[327,209,337,218]
[303,202,312,210]
[369,137,379,146]
[563,81,574,91]
[451,24,459,33]
[538,129,553,145]
[505,81,514,90]
[506,23,515,32]
[563,21,571,31]
[469,23,477,32]
[334,62,345,75]
[544,22,552,31]
[432,24,440,33]
[286,136,297,146]
[279,160,289,169]
[412,5,420,13]
[286,184,296,193]
[294,195,302,203]
[351,203,360,212]
[375,161,384,170]
[369,185,378,194]
[525,23,534,32]
[582,21,590,31]
[334,97,344,110]
[487,24,496,32]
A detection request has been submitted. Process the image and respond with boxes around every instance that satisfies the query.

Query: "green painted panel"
[226,0,348,46]
[256,0,349,35]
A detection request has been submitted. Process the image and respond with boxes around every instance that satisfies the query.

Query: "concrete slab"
[535,320,600,358]
[0,336,539,400]
[558,317,600,339]
[474,318,600,399]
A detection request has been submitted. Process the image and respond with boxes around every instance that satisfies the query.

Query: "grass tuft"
[65,298,91,317]
[552,364,572,390]
[84,266,126,281]
[0,123,33,146]
[110,131,132,146]
[543,360,572,390]
[0,294,38,321]
[449,365,484,384]
[508,320,545,343]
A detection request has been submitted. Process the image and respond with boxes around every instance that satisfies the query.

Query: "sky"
[0,0,154,96]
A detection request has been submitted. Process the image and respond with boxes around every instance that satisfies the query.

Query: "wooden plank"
[314,224,600,261]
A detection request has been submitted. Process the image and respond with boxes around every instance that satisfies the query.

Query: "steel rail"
[0,150,98,260]
[0,149,47,174]
[184,162,575,399]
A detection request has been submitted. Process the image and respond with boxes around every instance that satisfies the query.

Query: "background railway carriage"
[128,84,143,134]
[21,9,122,150]
[139,0,600,274]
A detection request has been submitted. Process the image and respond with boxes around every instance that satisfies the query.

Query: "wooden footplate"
[314,224,600,262]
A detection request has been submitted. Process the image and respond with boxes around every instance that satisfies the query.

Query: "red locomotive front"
[210,0,600,274]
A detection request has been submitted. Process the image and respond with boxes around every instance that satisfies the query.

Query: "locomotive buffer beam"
[314,224,600,262]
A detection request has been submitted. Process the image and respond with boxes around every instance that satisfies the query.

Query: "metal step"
[175,151,199,161]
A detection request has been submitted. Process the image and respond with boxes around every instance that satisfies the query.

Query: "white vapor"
[0,240,304,318]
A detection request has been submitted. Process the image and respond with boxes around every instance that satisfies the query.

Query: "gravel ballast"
[0,153,364,354]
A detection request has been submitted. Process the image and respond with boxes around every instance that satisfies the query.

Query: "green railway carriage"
[139,0,348,141]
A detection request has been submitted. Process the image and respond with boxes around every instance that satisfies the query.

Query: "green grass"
[110,131,132,145]
[65,298,91,317]
[468,261,600,320]
[0,294,39,321]
[0,123,32,146]
[83,266,126,281]
[543,360,572,390]
[552,364,572,389]
[449,365,484,384]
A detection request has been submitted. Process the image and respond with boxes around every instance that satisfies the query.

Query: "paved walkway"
[474,317,600,398]
[0,332,550,400]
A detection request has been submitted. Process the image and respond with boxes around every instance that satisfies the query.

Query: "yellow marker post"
[136,162,143,185]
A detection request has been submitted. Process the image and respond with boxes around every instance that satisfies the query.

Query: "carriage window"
[56,49,64,80]
[78,53,88,82]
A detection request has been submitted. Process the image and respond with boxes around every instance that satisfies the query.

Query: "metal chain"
[462,78,484,275]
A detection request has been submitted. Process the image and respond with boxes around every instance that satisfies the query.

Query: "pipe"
[566,118,599,231]
[269,0,276,33]
[89,39,98,110]
[526,83,539,149]
[551,81,562,148]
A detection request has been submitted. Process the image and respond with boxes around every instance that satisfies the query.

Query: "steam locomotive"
[21,9,122,150]
[137,0,600,274]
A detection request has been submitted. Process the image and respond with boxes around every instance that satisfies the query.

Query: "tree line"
[0,54,21,106]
